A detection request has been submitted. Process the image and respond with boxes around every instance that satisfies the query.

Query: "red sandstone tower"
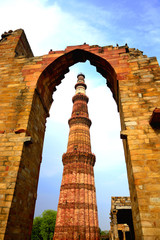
[53,74,100,240]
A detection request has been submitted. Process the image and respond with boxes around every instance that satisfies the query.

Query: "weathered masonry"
[109,197,135,240]
[53,74,99,240]
[0,29,160,240]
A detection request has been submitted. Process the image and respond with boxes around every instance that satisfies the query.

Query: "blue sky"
[0,0,160,230]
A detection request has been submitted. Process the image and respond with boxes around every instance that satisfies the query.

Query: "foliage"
[40,210,57,240]
[101,230,108,236]
[31,216,42,240]
[99,228,109,236]
[31,210,57,240]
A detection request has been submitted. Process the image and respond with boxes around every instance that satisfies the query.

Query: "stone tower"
[53,74,100,240]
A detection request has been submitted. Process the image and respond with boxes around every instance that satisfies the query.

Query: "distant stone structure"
[53,74,99,240]
[0,29,160,240]
[109,197,135,240]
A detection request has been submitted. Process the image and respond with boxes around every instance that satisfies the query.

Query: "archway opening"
[34,60,129,231]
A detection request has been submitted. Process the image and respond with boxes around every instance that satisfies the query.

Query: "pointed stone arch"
[0,29,160,240]
[35,48,118,115]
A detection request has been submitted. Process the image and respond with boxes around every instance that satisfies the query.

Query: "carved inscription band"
[60,183,95,191]
[72,93,88,103]
[63,168,94,176]
[55,225,99,233]
[58,202,97,211]
[68,116,92,128]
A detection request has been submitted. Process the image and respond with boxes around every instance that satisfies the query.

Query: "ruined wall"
[0,29,160,240]
[119,55,160,239]
[110,197,134,240]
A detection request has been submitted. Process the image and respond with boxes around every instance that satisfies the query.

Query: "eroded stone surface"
[109,197,134,239]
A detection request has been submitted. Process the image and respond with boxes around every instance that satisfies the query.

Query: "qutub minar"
[53,74,100,240]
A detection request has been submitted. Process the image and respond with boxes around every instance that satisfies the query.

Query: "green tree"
[101,230,108,236]
[31,210,57,240]
[40,210,57,240]
[31,216,43,240]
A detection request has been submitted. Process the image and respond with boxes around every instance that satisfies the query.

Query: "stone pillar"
[122,230,126,240]
[109,230,114,240]
[112,210,119,240]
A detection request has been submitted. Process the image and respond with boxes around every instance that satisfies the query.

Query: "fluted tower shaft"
[53,74,100,240]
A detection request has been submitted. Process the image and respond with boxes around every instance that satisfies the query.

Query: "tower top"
[75,73,87,94]
[77,73,85,79]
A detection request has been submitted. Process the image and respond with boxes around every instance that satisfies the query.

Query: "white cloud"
[0,0,110,56]
[1,0,159,63]
[0,0,63,54]
[49,69,77,123]
[1,0,160,50]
